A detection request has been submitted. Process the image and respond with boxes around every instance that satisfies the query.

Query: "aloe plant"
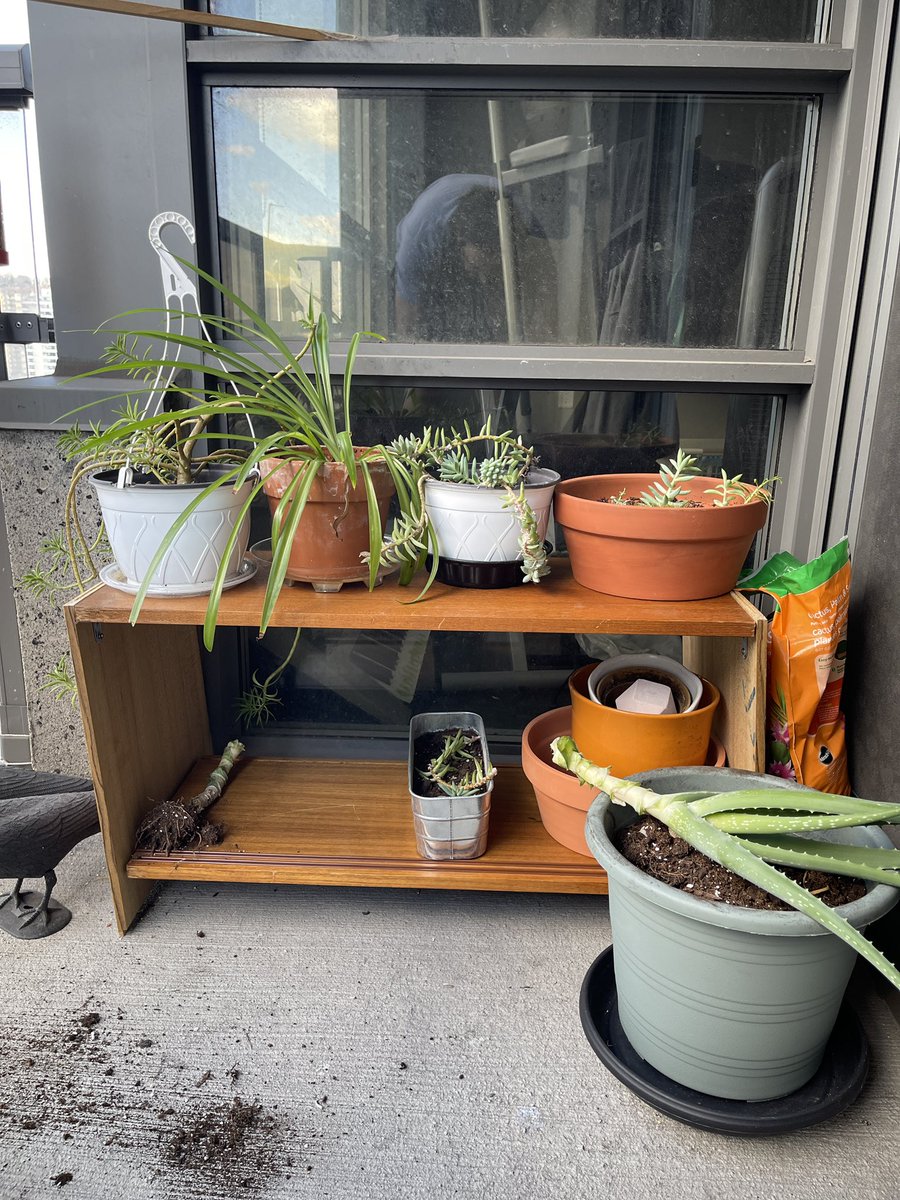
[550,736,900,991]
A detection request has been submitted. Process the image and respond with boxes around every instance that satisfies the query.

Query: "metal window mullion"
[220,342,813,390]
[766,0,894,560]
[186,37,852,81]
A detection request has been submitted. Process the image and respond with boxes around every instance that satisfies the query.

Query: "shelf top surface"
[69,558,760,637]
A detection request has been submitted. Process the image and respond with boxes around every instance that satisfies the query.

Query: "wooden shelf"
[125,757,607,894]
[66,562,766,932]
[70,558,758,638]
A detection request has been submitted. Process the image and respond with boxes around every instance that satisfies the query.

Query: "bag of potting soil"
[739,540,851,794]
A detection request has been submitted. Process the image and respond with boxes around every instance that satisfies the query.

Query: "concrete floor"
[1,837,899,1200]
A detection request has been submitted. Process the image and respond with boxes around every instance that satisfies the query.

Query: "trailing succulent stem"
[550,736,900,992]
[134,739,245,854]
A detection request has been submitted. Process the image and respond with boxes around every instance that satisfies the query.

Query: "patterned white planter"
[423,467,559,563]
[91,470,252,592]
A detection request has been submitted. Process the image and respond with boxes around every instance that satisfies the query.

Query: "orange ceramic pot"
[568,664,720,777]
[553,474,768,600]
[260,455,395,589]
[522,702,725,856]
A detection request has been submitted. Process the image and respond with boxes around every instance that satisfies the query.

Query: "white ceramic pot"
[91,469,252,591]
[423,467,560,563]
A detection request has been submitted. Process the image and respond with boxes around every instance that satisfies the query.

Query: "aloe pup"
[551,736,900,991]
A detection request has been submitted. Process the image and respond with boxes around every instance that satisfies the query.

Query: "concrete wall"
[843,266,900,801]
[0,430,95,772]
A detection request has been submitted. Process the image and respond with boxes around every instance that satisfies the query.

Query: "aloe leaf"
[690,789,900,820]
[738,833,900,887]
[708,810,900,834]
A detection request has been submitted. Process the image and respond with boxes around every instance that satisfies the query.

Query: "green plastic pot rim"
[585,767,900,938]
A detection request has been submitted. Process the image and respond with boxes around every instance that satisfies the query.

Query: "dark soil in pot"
[412,728,483,798]
[615,816,866,910]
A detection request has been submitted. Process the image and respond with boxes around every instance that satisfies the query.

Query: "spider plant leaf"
[359,458,384,591]
[201,474,267,651]
[260,460,319,635]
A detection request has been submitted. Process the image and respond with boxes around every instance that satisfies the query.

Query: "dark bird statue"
[0,767,100,939]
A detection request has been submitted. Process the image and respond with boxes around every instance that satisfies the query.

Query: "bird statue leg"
[0,879,27,915]
[18,869,57,929]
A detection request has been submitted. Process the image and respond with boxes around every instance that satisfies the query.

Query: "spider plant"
[551,736,900,991]
[63,259,418,649]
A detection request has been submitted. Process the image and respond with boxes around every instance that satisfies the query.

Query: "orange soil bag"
[740,540,850,794]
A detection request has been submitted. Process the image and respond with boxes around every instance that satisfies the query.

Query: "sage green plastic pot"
[585,766,899,1102]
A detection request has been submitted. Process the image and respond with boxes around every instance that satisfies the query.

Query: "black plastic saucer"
[579,946,869,1135]
[429,543,552,589]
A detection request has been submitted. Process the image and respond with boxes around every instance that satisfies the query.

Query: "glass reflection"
[213,89,816,350]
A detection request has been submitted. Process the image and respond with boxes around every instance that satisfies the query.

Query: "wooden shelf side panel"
[684,592,767,773]
[66,612,213,932]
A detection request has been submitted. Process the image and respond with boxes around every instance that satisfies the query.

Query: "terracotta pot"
[522,703,725,857]
[260,455,395,590]
[569,664,719,776]
[553,474,769,600]
[521,706,600,857]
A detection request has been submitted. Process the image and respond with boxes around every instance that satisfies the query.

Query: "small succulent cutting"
[374,419,550,592]
[609,449,777,509]
[418,728,497,797]
[551,736,900,991]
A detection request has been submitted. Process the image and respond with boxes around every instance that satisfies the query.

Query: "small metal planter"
[408,712,492,861]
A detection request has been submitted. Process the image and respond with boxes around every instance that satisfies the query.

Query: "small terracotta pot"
[553,474,769,600]
[522,706,600,857]
[569,664,720,777]
[260,455,395,589]
[522,703,725,857]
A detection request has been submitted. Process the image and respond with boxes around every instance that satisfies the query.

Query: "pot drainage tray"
[99,557,257,597]
[579,946,868,1135]
[428,543,553,590]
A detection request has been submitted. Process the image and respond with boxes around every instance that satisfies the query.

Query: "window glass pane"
[210,389,781,756]
[210,1,822,41]
[212,89,816,350]
[0,109,55,380]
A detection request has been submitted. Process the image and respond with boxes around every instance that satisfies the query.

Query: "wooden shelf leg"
[684,595,767,773]
[66,611,212,933]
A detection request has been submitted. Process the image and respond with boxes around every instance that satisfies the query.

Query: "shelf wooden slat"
[71,559,756,638]
[126,757,609,895]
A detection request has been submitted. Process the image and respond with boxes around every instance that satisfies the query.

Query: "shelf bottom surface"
[125,756,609,894]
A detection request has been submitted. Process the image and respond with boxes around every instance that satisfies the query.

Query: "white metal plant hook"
[116,211,255,486]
